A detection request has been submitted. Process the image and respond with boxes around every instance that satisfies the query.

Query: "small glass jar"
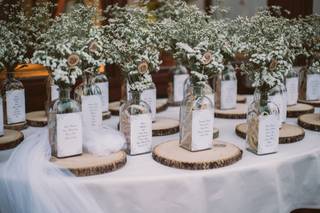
[247,87,280,155]
[2,71,26,126]
[167,64,189,106]
[45,74,59,115]
[94,73,109,113]
[180,84,214,152]
[214,63,237,110]
[269,83,287,126]
[49,87,83,158]
[299,64,320,101]
[285,67,299,106]
[120,90,152,155]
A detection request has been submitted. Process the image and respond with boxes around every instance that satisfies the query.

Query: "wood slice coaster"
[109,98,169,116]
[237,95,247,103]
[298,99,320,107]
[215,104,247,119]
[5,121,28,131]
[102,111,112,120]
[0,129,24,150]
[152,118,179,136]
[213,128,219,139]
[235,123,305,144]
[51,151,127,177]
[152,140,242,170]
[298,113,320,132]
[287,103,314,118]
[26,111,48,127]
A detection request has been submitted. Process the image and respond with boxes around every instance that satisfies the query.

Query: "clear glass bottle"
[94,73,109,113]
[49,87,82,158]
[269,83,287,126]
[120,90,152,155]
[180,84,214,152]
[247,87,280,155]
[74,72,101,103]
[167,64,189,106]
[285,67,299,106]
[2,71,26,125]
[214,63,237,110]
[299,64,320,101]
[183,77,215,105]
[45,74,59,115]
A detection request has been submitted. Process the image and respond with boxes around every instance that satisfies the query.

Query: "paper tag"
[6,89,26,124]
[141,88,156,121]
[270,94,287,124]
[257,115,279,154]
[51,85,59,101]
[81,95,102,130]
[56,113,83,158]
[306,74,320,101]
[191,109,213,151]
[96,82,109,112]
[174,74,189,102]
[286,77,298,105]
[220,80,237,109]
[126,83,131,101]
[130,113,152,155]
[206,94,215,107]
[0,97,4,136]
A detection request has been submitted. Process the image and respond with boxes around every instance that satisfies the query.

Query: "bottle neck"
[193,85,204,97]
[83,72,95,86]
[59,87,71,100]
[130,90,141,104]
[6,71,14,80]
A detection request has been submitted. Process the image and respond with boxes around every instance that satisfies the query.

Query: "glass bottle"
[120,90,152,155]
[94,73,109,113]
[183,77,215,106]
[269,83,287,126]
[214,63,237,110]
[180,84,214,152]
[167,64,189,106]
[45,74,59,115]
[247,87,280,155]
[49,87,83,158]
[2,71,26,126]
[299,63,320,101]
[285,67,299,106]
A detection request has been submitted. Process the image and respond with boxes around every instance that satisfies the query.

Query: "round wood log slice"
[287,103,314,118]
[51,151,127,177]
[298,113,320,132]
[0,129,24,150]
[26,111,48,127]
[215,104,247,119]
[152,118,179,136]
[298,99,320,107]
[109,98,169,116]
[167,101,181,107]
[237,95,247,103]
[213,128,219,139]
[4,121,28,131]
[235,123,305,144]
[152,140,242,170]
[102,111,112,120]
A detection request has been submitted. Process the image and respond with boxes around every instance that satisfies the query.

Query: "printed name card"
[306,74,320,101]
[82,95,102,130]
[0,98,4,136]
[6,89,26,124]
[96,82,109,112]
[56,112,83,158]
[141,88,157,121]
[257,115,279,154]
[220,80,237,109]
[286,77,298,106]
[174,74,189,102]
[51,85,59,101]
[130,113,152,155]
[191,109,213,151]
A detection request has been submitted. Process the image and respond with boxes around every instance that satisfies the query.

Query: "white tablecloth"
[0,104,320,213]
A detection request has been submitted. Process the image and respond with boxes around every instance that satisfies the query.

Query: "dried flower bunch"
[32,4,106,87]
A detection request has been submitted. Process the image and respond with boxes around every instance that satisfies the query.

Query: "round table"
[0,100,320,213]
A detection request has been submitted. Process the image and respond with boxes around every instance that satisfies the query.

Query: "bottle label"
[96,82,109,112]
[286,77,298,105]
[257,115,279,154]
[51,85,59,101]
[174,74,189,102]
[130,113,152,155]
[56,112,83,158]
[220,80,237,109]
[270,93,287,125]
[306,74,320,101]
[0,97,4,136]
[141,88,156,121]
[81,95,102,130]
[191,109,213,151]
[6,89,26,124]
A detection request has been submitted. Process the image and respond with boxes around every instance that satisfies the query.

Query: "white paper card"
[220,80,237,109]
[270,94,287,125]
[6,89,26,124]
[0,97,4,136]
[306,74,320,101]
[206,94,215,107]
[141,88,156,121]
[286,77,299,106]
[130,113,152,155]
[81,95,102,130]
[51,85,59,101]
[126,83,131,101]
[56,113,83,158]
[191,109,213,151]
[257,115,279,154]
[174,74,189,102]
[96,82,109,112]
